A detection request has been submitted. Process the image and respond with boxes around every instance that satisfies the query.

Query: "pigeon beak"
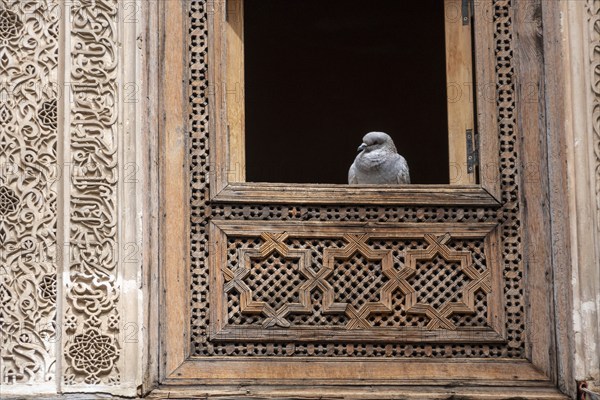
[357,143,367,153]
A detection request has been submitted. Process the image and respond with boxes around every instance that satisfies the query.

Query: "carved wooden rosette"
[0,0,59,386]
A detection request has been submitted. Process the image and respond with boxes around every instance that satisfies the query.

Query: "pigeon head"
[357,132,398,154]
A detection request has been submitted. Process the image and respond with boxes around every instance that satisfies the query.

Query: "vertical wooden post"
[226,0,246,182]
[161,0,190,378]
[445,0,476,184]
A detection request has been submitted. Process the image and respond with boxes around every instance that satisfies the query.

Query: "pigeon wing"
[348,162,359,184]
[394,155,411,184]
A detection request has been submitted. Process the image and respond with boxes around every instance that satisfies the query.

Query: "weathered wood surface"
[160,0,191,379]
[513,0,558,386]
[545,0,577,397]
[142,0,161,394]
[148,387,568,400]
[214,183,501,206]
[226,0,245,182]
[472,0,501,201]
[445,0,476,185]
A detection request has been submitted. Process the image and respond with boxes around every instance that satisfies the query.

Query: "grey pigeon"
[348,132,411,185]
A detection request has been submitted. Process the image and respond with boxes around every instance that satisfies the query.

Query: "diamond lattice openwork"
[404,234,492,330]
[321,234,415,329]
[223,233,313,328]
[211,222,502,345]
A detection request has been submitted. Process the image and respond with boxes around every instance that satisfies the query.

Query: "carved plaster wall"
[0,0,59,392]
[60,0,146,395]
[62,0,122,387]
[1,0,146,397]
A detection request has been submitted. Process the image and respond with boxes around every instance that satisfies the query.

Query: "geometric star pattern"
[224,231,491,331]
[320,234,415,329]
[404,233,492,330]
[223,232,313,328]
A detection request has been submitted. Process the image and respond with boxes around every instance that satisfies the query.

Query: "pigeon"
[348,132,411,185]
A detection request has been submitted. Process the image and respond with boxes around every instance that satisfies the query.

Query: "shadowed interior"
[244,0,450,184]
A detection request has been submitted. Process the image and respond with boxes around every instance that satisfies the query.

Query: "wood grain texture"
[513,0,556,384]
[148,385,568,400]
[213,183,501,206]
[445,0,476,185]
[541,1,575,396]
[141,0,162,394]
[160,0,190,379]
[167,359,550,384]
[208,0,229,195]
[209,221,505,344]
[226,0,245,182]
[473,0,501,201]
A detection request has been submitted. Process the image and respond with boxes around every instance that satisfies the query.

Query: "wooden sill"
[211,183,501,206]
[148,385,568,400]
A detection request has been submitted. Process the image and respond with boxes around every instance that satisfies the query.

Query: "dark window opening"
[244,0,450,184]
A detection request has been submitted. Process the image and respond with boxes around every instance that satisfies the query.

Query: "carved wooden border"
[208,221,505,344]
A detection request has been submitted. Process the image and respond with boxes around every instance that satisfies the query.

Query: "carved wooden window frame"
[158,0,565,395]
[209,0,501,205]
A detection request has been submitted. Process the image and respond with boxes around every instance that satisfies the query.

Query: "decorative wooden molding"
[209,221,504,343]
[157,0,559,390]
[212,183,501,206]
[148,384,568,400]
